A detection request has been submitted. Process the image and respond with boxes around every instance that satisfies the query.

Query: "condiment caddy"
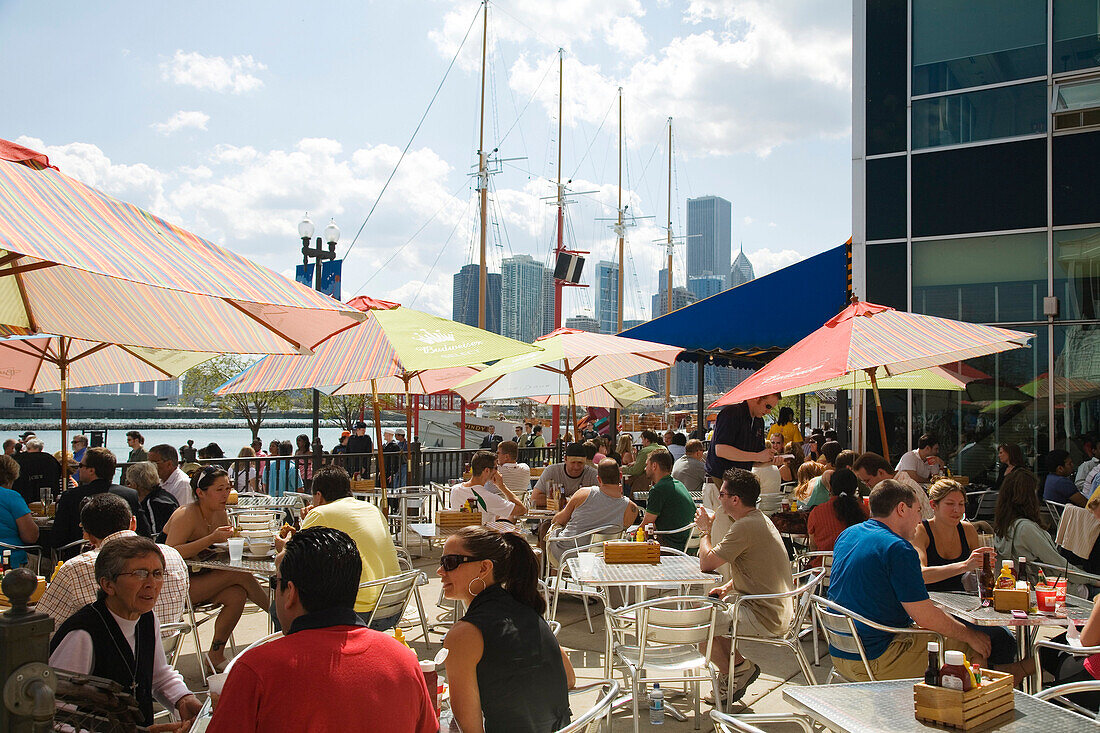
[914,646,1014,731]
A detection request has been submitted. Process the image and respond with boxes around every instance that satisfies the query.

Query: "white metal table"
[186,554,277,578]
[236,495,303,508]
[565,555,720,587]
[784,679,1100,732]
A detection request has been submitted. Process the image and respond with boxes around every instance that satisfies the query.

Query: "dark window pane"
[1055,226,1100,320]
[867,0,907,155]
[912,139,1046,237]
[912,232,1046,322]
[1053,131,1100,226]
[866,242,908,311]
[913,0,1047,95]
[1055,0,1100,74]
[913,82,1047,149]
[866,156,907,241]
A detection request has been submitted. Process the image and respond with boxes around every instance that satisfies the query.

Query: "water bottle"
[649,683,663,725]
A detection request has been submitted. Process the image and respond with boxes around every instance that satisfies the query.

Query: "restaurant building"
[853,0,1100,479]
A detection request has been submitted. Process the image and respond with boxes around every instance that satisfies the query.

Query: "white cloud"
[160,50,266,94]
[742,215,754,225]
[746,247,801,276]
[150,110,210,136]
[606,17,648,58]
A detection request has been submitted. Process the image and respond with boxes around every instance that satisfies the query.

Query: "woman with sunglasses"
[440,526,575,733]
[163,466,270,671]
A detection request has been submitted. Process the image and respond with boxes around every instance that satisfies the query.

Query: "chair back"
[1045,500,1065,530]
[710,710,814,733]
[224,632,282,674]
[1034,680,1100,720]
[553,680,620,733]
[547,525,624,570]
[359,569,420,622]
[608,596,724,669]
[785,567,826,637]
[811,594,874,680]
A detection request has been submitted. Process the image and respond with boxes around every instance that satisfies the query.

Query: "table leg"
[1017,626,1033,693]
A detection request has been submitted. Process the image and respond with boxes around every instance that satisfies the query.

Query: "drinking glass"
[227,537,245,563]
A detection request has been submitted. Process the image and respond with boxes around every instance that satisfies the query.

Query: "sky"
[0,0,852,323]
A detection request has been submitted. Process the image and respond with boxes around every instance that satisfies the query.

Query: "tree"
[322,394,369,431]
[182,355,291,440]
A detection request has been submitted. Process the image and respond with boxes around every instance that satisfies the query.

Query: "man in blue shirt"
[1043,449,1086,507]
[828,480,991,681]
[704,394,779,482]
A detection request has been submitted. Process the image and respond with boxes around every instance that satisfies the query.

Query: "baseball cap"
[565,442,587,458]
[353,421,367,429]
[18,432,35,440]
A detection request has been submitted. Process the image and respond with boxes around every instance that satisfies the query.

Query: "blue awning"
[619,243,849,364]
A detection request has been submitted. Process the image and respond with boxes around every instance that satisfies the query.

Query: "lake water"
[13,425,389,458]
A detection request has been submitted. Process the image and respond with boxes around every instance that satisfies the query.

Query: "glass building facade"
[856,0,1100,480]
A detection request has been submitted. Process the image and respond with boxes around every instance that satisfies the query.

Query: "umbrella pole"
[460,398,466,449]
[60,337,70,492]
[370,379,387,516]
[868,368,891,464]
[568,379,578,440]
[404,375,412,486]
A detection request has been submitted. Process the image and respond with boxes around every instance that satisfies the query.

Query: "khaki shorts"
[832,632,979,682]
[718,596,780,638]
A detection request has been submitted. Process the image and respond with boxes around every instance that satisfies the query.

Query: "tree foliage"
[182,355,291,439]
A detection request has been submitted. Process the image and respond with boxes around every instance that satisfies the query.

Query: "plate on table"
[212,542,229,550]
[243,549,274,559]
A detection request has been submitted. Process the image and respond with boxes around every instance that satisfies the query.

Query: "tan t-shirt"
[712,508,795,635]
[893,472,934,520]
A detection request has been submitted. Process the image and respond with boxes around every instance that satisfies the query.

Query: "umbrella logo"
[410,329,456,346]
[0,368,17,380]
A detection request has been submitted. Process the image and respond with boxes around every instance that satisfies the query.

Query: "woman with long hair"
[793,460,826,505]
[994,470,1083,577]
[441,526,574,732]
[767,406,804,451]
[920,478,1034,684]
[994,443,1025,490]
[231,446,258,491]
[164,467,271,671]
[294,434,313,483]
[616,434,635,466]
[806,468,867,553]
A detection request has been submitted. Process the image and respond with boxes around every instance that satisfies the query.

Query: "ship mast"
[664,118,673,419]
[477,0,489,328]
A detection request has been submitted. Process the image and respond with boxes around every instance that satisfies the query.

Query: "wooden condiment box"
[993,587,1029,612]
[0,576,46,607]
[914,668,1014,730]
[546,496,561,512]
[603,540,661,564]
[435,510,482,528]
[351,478,376,492]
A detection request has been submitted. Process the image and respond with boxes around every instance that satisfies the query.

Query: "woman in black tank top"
[912,480,988,591]
[440,526,574,733]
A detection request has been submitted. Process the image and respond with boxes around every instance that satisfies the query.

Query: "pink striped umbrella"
[711,300,1032,461]
[0,139,364,355]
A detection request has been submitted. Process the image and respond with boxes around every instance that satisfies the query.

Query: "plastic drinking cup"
[577,553,596,574]
[207,672,228,696]
[227,537,245,563]
[1055,578,1067,609]
[1036,587,1057,612]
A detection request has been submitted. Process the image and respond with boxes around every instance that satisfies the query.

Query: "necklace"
[197,503,216,532]
[91,604,139,698]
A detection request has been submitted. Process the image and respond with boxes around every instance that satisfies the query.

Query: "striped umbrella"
[0,335,215,393]
[528,379,656,410]
[453,328,683,434]
[216,298,536,490]
[0,139,364,355]
[780,365,970,397]
[711,300,1032,461]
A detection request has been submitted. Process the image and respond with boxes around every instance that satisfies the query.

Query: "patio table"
[236,495,303,508]
[783,678,1100,732]
[185,553,277,578]
[929,589,1092,691]
[565,554,719,588]
[355,486,436,552]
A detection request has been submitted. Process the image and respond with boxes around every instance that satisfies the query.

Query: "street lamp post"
[298,214,339,463]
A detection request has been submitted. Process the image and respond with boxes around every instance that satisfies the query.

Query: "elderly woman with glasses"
[49,535,202,727]
[440,526,575,733]
[164,466,270,671]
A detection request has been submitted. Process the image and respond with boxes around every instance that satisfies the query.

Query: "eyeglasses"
[116,569,165,581]
[439,554,480,572]
[718,491,732,498]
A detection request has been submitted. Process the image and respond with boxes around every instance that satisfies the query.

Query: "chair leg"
[412,588,432,646]
[187,603,209,687]
[792,641,817,686]
[811,606,821,665]
[631,672,641,733]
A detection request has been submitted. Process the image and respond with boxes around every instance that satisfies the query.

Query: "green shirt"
[647,475,696,550]
[622,442,661,477]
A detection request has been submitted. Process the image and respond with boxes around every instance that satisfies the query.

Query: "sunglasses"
[439,554,480,572]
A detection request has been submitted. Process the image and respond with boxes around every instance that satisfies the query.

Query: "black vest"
[51,599,156,725]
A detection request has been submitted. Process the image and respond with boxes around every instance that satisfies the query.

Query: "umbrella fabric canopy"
[528,379,656,410]
[712,301,1032,461]
[0,335,215,393]
[780,366,970,397]
[323,366,481,397]
[453,328,683,433]
[0,139,363,354]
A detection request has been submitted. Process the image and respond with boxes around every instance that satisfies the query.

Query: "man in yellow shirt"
[275,465,401,630]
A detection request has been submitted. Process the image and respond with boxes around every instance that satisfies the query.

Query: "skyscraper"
[595,260,619,334]
[452,264,501,334]
[502,255,554,343]
[650,273,698,397]
[687,273,724,301]
[728,245,755,288]
[564,314,600,332]
[686,196,732,280]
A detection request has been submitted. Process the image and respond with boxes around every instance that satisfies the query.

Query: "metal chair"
[811,594,944,683]
[1033,634,1100,713]
[51,538,90,567]
[553,679,620,733]
[1034,680,1100,720]
[548,539,618,634]
[185,595,238,686]
[967,489,998,521]
[358,569,424,636]
[223,631,282,675]
[710,709,815,733]
[0,541,45,573]
[724,567,824,706]
[792,551,833,665]
[546,524,625,577]
[394,547,433,644]
[607,595,725,733]
[1045,500,1066,531]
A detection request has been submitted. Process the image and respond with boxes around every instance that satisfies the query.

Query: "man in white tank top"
[549,459,639,561]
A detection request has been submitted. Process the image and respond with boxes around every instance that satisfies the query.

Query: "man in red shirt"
[208,526,436,733]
